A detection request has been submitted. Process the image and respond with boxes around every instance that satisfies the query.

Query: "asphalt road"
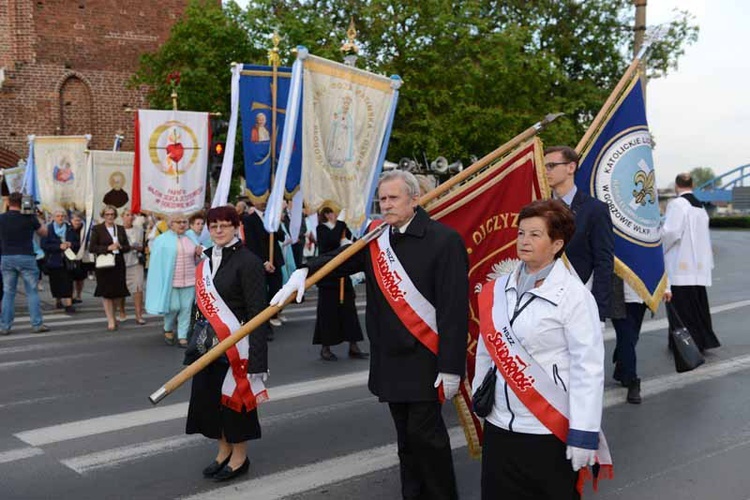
[0,229,747,500]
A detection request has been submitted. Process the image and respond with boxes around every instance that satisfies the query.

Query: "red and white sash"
[195,259,269,412]
[478,275,613,493]
[368,220,446,401]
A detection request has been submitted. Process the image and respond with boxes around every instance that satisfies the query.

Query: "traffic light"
[210,140,225,181]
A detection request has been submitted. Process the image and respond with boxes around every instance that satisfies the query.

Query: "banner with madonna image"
[30,135,90,213]
[425,138,547,458]
[264,48,401,234]
[576,73,666,311]
[132,110,209,215]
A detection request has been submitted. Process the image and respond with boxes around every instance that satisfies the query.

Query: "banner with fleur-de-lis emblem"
[577,73,666,311]
[132,110,209,214]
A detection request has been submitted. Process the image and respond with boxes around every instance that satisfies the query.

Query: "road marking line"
[60,397,375,475]
[0,353,98,371]
[602,298,750,342]
[183,427,467,500]
[61,435,205,474]
[186,353,750,499]
[0,447,44,464]
[14,371,369,447]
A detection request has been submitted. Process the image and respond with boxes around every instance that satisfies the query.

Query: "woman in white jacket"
[473,199,606,500]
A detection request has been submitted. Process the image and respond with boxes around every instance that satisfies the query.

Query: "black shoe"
[626,378,642,404]
[213,458,249,482]
[202,456,231,478]
[72,298,83,304]
[348,350,369,359]
[55,300,63,309]
[64,306,76,314]
[320,349,338,361]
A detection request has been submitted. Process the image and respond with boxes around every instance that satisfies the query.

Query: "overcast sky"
[231,1,740,188]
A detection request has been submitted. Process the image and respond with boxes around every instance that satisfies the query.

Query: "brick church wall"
[0,0,210,165]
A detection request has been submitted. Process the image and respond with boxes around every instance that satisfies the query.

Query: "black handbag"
[668,303,705,373]
[183,319,219,365]
[472,366,497,417]
[64,256,80,273]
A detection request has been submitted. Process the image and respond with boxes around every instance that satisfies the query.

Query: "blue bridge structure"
[694,164,750,204]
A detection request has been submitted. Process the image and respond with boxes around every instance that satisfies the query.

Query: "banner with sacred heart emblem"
[577,73,666,311]
[132,110,209,214]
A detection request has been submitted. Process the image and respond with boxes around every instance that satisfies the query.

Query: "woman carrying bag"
[41,208,79,313]
[185,205,270,482]
[89,205,130,331]
[472,200,611,499]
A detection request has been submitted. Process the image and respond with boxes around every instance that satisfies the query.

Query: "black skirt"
[668,285,720,351]
[186,360,261,443]
[48,267,73,299]
[313,279,364,346]
[93,254,129,299]
[482,422,580,500]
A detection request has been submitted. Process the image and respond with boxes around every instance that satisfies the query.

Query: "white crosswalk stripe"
[0,297,748,499]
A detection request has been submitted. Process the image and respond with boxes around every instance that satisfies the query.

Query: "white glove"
[566,445,596,471]
[250,372,269,383]
[434,372,461,400]
[269,268,308,305]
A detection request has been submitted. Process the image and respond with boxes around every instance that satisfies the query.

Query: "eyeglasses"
[104,213,116,217]
[544,161,570,171]
[209,223,235,231]
[172,220,188,224]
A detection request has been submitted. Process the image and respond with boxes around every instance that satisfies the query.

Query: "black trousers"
[388,402,458,500]
[612,302,647,385]
[482,421,580,500]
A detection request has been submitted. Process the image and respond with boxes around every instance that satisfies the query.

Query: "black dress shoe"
[320,349,338,361]
[213,458,250,482]
[626,378,642,404]
[202,456,231,477]
[348,350,369,359]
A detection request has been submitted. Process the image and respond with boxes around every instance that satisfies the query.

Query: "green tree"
[690,167,721,188]
[135,0,698,168]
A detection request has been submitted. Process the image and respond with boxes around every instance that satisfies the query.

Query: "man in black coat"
[241,202,285,330]
[545,145,614,322]
[272,171,469,500]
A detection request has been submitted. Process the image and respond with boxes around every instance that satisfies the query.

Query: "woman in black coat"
[41,208,80,313]
[185,206,270,483]
[88,205,130,331]
[313,207,367,361]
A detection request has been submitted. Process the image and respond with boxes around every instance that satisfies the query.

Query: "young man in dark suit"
[544,146,614,323]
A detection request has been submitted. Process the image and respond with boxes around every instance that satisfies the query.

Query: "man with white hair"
[273,170,469,500]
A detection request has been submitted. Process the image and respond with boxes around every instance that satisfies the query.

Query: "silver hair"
[168,212,187,224]
[378,170,421,198]
[52,207,67,217]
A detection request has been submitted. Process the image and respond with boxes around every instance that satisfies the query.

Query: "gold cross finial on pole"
[268,31,281,67]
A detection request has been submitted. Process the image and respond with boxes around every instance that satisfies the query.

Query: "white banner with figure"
[301,55,399,230]
[33,135,89,212]
[3,165,26,194]
[90,150,134,221]
[133,110,209,214]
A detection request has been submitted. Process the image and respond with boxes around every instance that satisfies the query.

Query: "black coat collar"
[398,206,429,238]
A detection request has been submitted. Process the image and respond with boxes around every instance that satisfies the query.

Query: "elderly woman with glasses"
[89,205,131,331]
[185,206,270,483]
[41,208,80,313]
[145,212,202,347]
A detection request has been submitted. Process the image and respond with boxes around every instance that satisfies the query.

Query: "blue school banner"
[577,74,667,311]
[239,65,302,204]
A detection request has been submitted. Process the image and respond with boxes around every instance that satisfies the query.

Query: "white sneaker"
[278,314,289,323]
[269,318,282,327]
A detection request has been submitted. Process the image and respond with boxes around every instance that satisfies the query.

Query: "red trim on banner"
[131,112,141,213]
